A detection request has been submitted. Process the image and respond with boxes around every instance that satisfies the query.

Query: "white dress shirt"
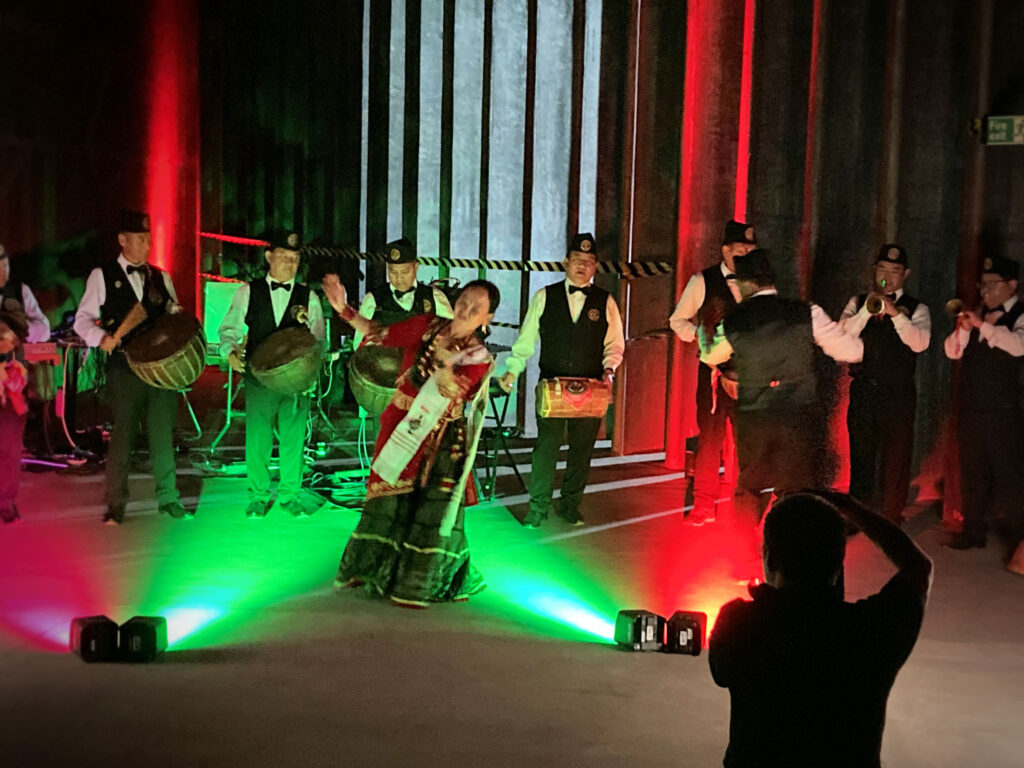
[839,288,932,356]
[701,288,864,366]
[669,262,742,343]
[353,281,453,346]
[944,295,1024,360]
[218,274,326,358]
[504,279,625,377]
[6,283,51,343]
[73,254,179,348]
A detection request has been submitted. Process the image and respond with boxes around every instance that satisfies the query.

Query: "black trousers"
[529,415,602,518]
[105,361,180,510]
[847,379,916,523]
[693,362,734,511]
[959,408,1024,546]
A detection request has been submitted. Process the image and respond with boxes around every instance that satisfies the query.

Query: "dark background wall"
[3,0,1024,485]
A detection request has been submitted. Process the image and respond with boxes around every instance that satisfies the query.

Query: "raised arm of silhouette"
[708,491,932,768]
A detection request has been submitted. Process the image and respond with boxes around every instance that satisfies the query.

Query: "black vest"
[849,292,922,392]
[0,279,25,310]
[98,261,171,350]
[245,278,311,353]
[538,282,609,379]
[370,282,436,326]
[960,300,1024,410]
[724,293,817,411]
[697,265,738,374]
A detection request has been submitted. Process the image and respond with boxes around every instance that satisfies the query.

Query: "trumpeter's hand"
[227,349,246,374]
[498,372,516,393]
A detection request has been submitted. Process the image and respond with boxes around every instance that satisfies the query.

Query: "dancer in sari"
[321,274,499,607]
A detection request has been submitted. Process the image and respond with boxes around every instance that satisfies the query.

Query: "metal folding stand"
[209,364,244,456]
[477,381,528,501]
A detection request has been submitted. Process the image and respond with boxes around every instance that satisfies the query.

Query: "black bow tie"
[569,285,592,295]
[886,293,897,301]
[724,273,736,280]
[394,286,415,299]
[126,265,145,275]
[271,281,291,291]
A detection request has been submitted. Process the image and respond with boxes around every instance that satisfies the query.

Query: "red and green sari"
[335,314,492,606]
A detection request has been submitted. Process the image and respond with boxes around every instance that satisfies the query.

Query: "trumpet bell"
[945,299,964,317]
[865,294,885,316]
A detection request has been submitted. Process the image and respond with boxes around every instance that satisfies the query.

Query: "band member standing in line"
[218,231,326,519]
[840,244,931,525]
[73,211,186,525]
[670,221,757,526]
[943,255,1024,573]
[701,249,863,568]
[0,242,52,524]
[500,233,625,528]
[354,237,452,345]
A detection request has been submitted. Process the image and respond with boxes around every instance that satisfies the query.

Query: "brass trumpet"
[865,294,886,316]
[945,299,965,317]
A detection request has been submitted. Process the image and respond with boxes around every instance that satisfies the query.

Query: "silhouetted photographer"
[709,490,932,768]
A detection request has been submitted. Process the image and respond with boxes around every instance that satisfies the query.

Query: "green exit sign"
[985,116,1024,145]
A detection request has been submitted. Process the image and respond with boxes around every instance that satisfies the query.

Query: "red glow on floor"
[0,527,111,652]
[734,0,756,221]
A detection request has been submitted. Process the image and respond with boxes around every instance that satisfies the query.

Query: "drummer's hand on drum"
[498,371,516,393]
[227,348,246,374]
[99,334,119,353]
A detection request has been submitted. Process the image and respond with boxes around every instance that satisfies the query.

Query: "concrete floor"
[1,454,1022,767]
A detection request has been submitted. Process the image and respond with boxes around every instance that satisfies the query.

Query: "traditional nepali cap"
[119,210,150,233]
[385,237,417,264]
[723,220,756,246]
[569,232,597,257]
[265,229,303,251]
[876,243,908,266]
[732,248,775,282]
[981,255,1019,281]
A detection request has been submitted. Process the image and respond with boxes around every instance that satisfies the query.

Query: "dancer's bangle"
[337,304,357,322]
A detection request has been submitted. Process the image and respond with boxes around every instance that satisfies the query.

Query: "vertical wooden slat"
[438,0,456,278]
[876,0,907,243]
[566,0,586,239]
[403,0,422,241]
[366,0,391,291]
[516,0,538,422]
[477,0,494,277]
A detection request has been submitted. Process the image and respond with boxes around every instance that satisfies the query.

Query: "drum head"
[126,313,202,363]
[349,345,403,387]
[249,327,320,372]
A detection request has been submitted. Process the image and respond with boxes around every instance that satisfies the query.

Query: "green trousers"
[244,378,310,503]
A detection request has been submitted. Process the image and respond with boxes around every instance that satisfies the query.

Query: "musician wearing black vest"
[0,242,51,524]
[840,245,931,525]
[501,233,625,528]
[670,220,757,526]
[701,249,863,543]
[943,255,1024,569]
[354,237,452,344]
[73,211,185,525]
[218,230,326,519]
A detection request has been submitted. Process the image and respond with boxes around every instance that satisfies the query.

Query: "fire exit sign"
[985,116,1024,145]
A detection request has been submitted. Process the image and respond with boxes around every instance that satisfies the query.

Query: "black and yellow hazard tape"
[299,245,673,279]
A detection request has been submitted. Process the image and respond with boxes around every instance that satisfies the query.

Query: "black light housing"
[665,611,707,655]
[70,615,120,662]
[119,616,168,662]
[614,610,666,651]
